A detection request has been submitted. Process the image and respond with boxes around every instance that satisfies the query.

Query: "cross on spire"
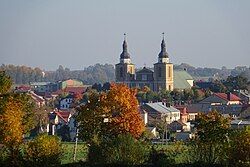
[124,33,126,41]
[162,32,165,40]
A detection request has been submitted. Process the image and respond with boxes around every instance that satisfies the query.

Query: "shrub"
[88,134,150,165]
[24,134,62,167]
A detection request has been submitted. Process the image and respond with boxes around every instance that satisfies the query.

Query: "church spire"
[120,33,130,59]
[158,32,169,58]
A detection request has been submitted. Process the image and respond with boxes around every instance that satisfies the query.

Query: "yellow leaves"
[0,96,24,147]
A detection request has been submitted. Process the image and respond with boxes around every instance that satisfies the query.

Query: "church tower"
[115,34,135,84]
[154,33,174,91]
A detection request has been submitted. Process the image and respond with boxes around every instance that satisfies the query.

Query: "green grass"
[61,142,88,164]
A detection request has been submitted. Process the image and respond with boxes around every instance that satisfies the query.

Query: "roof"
[145,102,180,114]
[55,111,71,123]
[136,67,153,74]
[174,70,193,90]
[214,93,241,101]
[231,120,250,125]
[54,86,86,95]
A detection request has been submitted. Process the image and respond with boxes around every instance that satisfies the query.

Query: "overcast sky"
[0,0,249,70]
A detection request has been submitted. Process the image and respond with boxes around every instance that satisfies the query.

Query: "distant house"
[176,106,198,121]
[173,70,194,90]
[29,91,45,107]
[233,90,250,105]
[168,120,188,132]
[15,85,31,93]
[48,110,72,135]
[200,92,241,105]
[142,102,181,124]
[59,95,74,109]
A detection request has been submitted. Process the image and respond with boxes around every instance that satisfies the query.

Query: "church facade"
[115,35,174,92]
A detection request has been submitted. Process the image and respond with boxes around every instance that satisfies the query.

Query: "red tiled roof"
[64,87,85,94]
[214,93,241,101]
[55,111,71,123]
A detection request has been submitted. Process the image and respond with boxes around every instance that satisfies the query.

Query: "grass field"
[61,142,88,164]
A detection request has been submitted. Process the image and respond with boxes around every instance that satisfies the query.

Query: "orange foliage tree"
[77,83,145,142]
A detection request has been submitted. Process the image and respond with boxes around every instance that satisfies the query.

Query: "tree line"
[0,64,115,85]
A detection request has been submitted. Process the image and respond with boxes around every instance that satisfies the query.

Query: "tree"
[228,128,250,166]
[0,72,35,166]
[77,84,145,142]
[0,71,12,95]
[192,110,231,165]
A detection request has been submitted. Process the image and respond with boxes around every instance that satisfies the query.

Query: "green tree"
[192,110,231,165]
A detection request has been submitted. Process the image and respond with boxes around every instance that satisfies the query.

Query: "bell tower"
[154,33,174,91]
[115,34,135,84]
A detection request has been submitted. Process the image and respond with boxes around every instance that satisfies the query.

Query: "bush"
[88,134,150,165]
[24,134,63,167]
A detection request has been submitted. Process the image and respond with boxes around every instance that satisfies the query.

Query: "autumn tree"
[0,72,35,166]
[77,83,145,142]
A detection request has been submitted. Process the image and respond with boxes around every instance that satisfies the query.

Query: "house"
[233,90,250,105]
[200,92,241,105]
[168,121,188,132]
[176,105,198,121]
[15,85,31,93]
[142,102,180,124]
[48,110,72,135]
[59,95,74,109]
[29,91,45,107]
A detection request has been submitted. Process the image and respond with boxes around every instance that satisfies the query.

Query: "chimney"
[166,102,171,108]
[227,92,231,101]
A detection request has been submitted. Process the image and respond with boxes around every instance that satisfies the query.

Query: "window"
[169,85,171,90]
[169,66,171,77]
[142,74,147,81]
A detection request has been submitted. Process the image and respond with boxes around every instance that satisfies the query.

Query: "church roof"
[120,34,131,59]
[136,67,153,74]
[174,70,193,90]
[158,38,169,58]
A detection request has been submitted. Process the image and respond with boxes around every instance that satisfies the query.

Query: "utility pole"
[73,123,79,162]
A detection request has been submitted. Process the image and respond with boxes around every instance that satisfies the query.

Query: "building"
[200,92,242,105]
[115,34,174,91]
[142,102,181,124]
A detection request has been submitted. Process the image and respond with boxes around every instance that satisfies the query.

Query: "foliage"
[24,134,62,167]
[61,142,88,164]
[228,128,250,166]
[191,110,231,165]
[0,63,115,84]
[57,125,71,142]
[224,75,249,91]
[77,84,145,142]
[0,71,12,95]
[88,134,150,166]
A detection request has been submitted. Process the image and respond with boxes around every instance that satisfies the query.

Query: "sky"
[0,0,249,70]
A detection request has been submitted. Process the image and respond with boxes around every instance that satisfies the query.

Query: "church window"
[169,85,171,90]
[142,74,147,81]
[169,66,171,77]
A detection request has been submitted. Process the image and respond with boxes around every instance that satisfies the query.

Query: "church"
[115,34,175,92]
